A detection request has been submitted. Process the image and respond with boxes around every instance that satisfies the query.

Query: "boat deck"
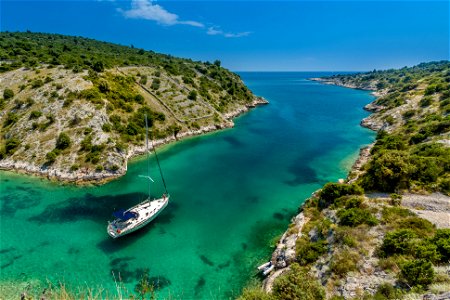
[108,196,168,238]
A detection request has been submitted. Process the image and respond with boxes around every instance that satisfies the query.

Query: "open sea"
[0,72,375,299]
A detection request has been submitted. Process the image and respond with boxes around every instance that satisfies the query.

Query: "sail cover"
[113,210,138,221]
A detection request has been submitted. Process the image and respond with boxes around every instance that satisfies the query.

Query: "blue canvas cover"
[113,210,137,221]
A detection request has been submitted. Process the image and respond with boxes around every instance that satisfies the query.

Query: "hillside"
[240,61,450,300]
[0,32,267,182]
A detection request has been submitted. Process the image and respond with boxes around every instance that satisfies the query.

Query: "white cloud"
[119,1,251,37]
[119,0,204,27]
[207,26,251,38]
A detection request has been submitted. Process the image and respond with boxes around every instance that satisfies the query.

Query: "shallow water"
[0,72,375,299]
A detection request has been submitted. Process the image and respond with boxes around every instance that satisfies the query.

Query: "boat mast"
[145,114,151,200]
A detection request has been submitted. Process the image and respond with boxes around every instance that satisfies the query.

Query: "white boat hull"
[107,196,169,239]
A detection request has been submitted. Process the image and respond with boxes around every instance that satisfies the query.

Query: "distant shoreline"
[0,97,268,185]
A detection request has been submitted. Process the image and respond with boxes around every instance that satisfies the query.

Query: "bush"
[414,241,440,263]
[400,259,434,287]
[380,229,417,257]
[3,88,14,99]
[188,90,198,100]
[330,249,359,277]
[373,283,401,300]
[3,112,19,127]
[361,150,416,192]
[432,229,450,263]
[297,240,327,266]
[272,263,325,300]
[29,110,42,119]
[396,216,435,237]
[419,96,433,107]
[56,132,71,150]
[46,151,58,164]
[318,183,364,209]
[337,208,378,227]
[238,287,273,300]
[4,138,21,155]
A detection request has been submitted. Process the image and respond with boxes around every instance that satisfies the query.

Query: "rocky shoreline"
[262,78,381,291]
[0,97,268,184]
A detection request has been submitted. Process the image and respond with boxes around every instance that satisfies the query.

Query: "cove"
[0,72,375,299]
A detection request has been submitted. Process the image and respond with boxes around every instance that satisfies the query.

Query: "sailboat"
[107,115,169,238]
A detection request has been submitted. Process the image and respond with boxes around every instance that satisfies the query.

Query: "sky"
[1,0,449,71]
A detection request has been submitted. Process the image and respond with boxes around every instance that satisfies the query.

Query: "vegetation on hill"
[0,32,264,181]
[327,61,450,195]
[240,61,450,300]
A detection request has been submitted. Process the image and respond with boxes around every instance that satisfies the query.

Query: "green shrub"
[188,90,198,100]
[414,241,440,263]
[402,110,415,119]
[3,112,19,127]
[4,138,21,156]
[330,249,360,277]
[31,79,44,88]
[361,150,416,192]
[272,263,325,300]
[318,183,364,209]
[431,229,450,263]
[400,259,434,287]
[380,229,417,257]
[46,151,58,164]
[373,283,401,300]
[337,208,378,227]
[3,88,14,99]
[238,287,273,300]
[70,164,80,171]
[419,96,433,107]
[381,206,414,223]
[56,132,71,150]
[29,110,42,119]
[395,216,435,237]
[296,239,328,266]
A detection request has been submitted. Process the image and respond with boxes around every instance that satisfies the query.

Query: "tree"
[3,88,14,99]
[56,132,71,150]
[214,60,221,67]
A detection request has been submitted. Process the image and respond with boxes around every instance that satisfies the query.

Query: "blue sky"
[1,1,448,71]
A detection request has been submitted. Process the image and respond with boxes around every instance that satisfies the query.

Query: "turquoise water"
[0,73,375,299]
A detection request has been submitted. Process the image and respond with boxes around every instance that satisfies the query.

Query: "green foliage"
[56,132,71,150]
[3,138,21,156]
[3,88,14,99]
[361,150,416,192]
[46,150,58,164]
[337,208,378,227]
[413,241,440,263]
[419,96,433,107]
[431,229,450,263]
[296,239,328,266]
[29,110,42,119]
[188,90,198,100]
[381,206,414,224]
[272,263,325,300]
[400,259,434,287]
[318,182,364,209]
[31,79,44,88]
[3,112,19,127]
[395,216,435,237]
[380,229,417,257]
[238,287,274,300]
[330,249,360,277]
[373,283,402,300]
